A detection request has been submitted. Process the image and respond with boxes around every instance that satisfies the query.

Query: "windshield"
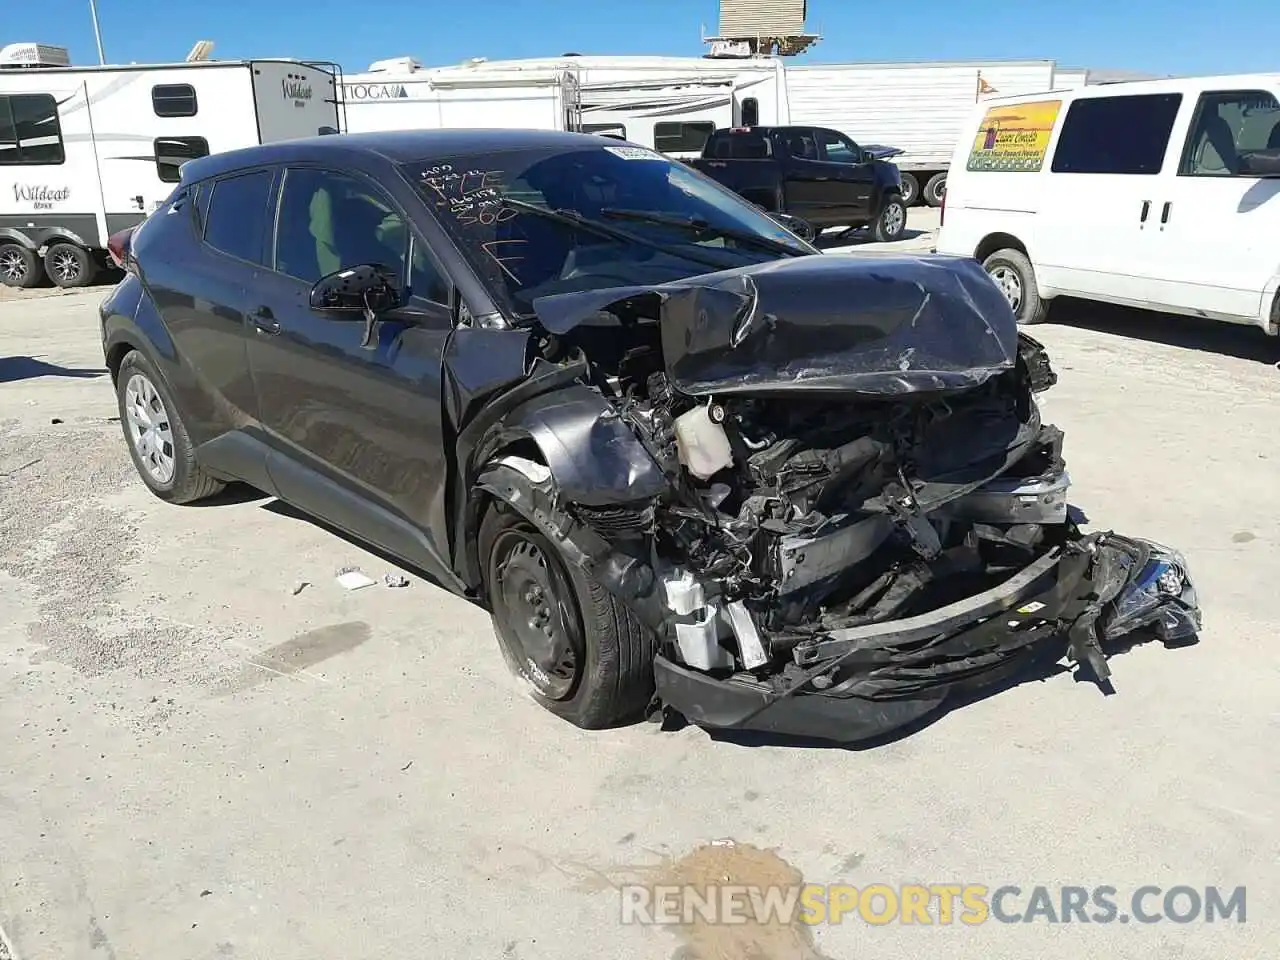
[400,142,816,318]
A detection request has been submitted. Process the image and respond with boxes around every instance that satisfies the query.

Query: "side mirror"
[768,212,816,244]
[1238,149,1280,178]
[309,263,401,314]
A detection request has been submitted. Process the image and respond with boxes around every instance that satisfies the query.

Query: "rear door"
[1143,86,1280,323]
[1032,91,1183,305]
[245,164,459,579]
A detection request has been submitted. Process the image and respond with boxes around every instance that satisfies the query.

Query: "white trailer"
[784,59,1060,206]
[341,54,788,159]
[0,43,340,288]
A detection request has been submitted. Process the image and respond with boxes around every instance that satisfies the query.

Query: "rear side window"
[203,169,274,264]
[707,132,773,159]
[1050,93,1182,175]
[654,121,715,154]
[153,84,197,118]
[740,97,759,127]
[155,136,209,183]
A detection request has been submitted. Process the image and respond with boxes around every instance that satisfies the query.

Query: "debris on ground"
[290,580,309,596]
[335,567,376,591]
[384,572,410,588]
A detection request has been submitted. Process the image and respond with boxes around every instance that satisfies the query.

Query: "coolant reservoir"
[674,404,733,480]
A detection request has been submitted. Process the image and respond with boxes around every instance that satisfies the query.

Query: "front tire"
[872,194,907,242]
[0,242,43,288]
[480,501,657,729]
[115,350,225,503]
[44,242,99,288]
[983,247,1048,325]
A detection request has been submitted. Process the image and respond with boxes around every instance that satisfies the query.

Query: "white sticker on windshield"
[604,145,663,160]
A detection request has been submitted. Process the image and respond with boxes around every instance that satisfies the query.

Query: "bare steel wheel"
[124,372,176,485]
[982,247,1048,325]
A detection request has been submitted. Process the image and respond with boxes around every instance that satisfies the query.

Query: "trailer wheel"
[44,242,99,288]
[899,172,919,206]
[0,242,44,288]
[923,172,946,207]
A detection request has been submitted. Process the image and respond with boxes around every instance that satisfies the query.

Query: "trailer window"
[0,94,65,165]
[152,84,198,118]
[583,123,627,139]
[654,122,715,154]
[1051,93,1182,175]
[155,136,209,183]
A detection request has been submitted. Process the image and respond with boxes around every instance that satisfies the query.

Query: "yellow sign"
[966,99,1062,173]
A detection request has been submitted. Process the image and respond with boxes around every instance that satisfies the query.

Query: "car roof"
[179,128,613,183]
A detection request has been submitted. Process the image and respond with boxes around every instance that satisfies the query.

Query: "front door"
[246,164,459,579]
[778,129,862,226]
[814,128,877,220]
[1142,87,1280,324]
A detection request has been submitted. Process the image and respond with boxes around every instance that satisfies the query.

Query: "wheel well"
[105,342,136,384]
[460,437,548,590]
[974,232,1027,264]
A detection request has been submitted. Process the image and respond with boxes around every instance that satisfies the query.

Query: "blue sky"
[4,0,1275,76]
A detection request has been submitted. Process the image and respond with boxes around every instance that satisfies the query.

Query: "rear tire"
[480,500,658,729]
[872,194,907,242]
[115,349,225,504]
[983,247,1048,325]
[44,242,98,288]
[0,242,43,288]
[923,172,946,207]
[899,171,919,206]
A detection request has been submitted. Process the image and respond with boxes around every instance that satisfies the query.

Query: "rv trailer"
[0,43,340,288]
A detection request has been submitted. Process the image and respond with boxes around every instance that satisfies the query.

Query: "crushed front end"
[512,254,1201,743]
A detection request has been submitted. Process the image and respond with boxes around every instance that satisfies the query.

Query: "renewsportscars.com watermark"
[621,883,1247,926]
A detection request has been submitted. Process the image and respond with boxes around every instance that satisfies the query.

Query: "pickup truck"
[686,126,908,243]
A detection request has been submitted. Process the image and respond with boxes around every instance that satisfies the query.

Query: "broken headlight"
[1103,543,1201,644]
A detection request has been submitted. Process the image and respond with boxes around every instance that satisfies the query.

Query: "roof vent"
[367,56,422,73]
[0,42,72,69]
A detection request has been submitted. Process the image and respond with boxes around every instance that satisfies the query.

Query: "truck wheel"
[923,172,947,207]
[0,242,44,288]
[872,195,907,242]
[899,172,919,206]
[983,248,1048,325]
[44,242,99,288]
[480,500,658,729]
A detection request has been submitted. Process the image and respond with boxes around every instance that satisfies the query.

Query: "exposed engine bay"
[478,254,1201,741]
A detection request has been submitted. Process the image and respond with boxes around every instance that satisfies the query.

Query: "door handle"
[249,307,280,335]
[1140,200,1150,224]
[1161,201,1172,225]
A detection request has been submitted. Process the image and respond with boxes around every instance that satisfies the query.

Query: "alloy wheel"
[0,248,28,284]
[50,248,82,285]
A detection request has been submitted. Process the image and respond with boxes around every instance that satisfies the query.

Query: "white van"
[935,74,1280,332]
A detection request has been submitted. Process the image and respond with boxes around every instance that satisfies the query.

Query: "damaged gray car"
[103,130,1201,743]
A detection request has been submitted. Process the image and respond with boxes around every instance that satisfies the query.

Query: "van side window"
[654,122,716,154]
[203,169,274,265]
[155,136,209,183]
[1050,93,1182,175]
[0,93,65,165]
[153,84,198,118]
[1179,90,1280,177]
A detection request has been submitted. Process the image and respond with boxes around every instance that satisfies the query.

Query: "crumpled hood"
[530,252,1019,397]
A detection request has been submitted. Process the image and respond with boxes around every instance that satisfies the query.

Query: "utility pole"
[88,0,106,65]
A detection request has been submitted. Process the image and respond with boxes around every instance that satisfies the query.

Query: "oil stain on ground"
[216,621,371,694]
[565,840,837,960]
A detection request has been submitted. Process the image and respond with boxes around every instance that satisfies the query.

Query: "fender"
[101,275,179,380]
[0,227,40,251]
[0,225,96,251]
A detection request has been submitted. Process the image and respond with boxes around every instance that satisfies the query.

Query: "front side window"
[1179,90,1280,176]
[402,144,814,317]
[816,129,861,164]
[153,84,197,118]
[653,121,715,154]
[155,136,209,183]
[1050,93,1182,175]
[273,167,450,302]
[203,169,274,264]
[0,94,65,165]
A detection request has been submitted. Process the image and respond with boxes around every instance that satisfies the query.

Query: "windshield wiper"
[499,197,729,270]
[598,207,806,256]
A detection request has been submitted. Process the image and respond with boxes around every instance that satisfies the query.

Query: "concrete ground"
[1,255,1277,960]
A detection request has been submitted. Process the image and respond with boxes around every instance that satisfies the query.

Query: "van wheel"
[45,243,98,288]
[480,500,658,729]
[872,195,907,242]
[923,172,947,207]
[983,248,1048,325]
[899,172,919,206]
[0,243,43,288]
